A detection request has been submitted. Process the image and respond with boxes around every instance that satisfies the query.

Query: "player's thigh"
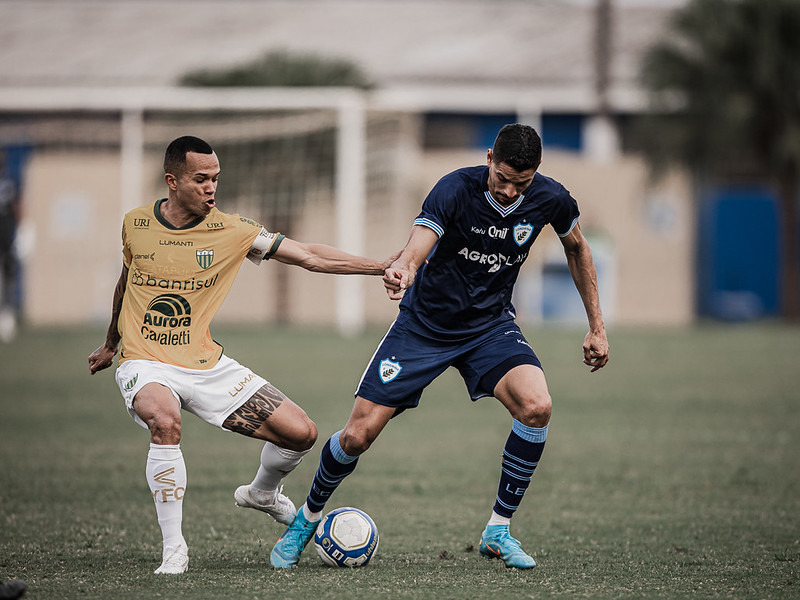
[133,382,182,441]
[222,382,317,451]
[493,364,552,427]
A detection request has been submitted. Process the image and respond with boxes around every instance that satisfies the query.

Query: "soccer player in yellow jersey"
[88,136,396,574]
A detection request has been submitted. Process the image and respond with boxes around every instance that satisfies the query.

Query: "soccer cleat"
[234,484,297,526]
[479,524,537,569]
[270,511,320,568]
[154,540,189,574]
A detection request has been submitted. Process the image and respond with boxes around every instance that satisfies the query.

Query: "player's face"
[486,150,536,206]
[169,151,220,218]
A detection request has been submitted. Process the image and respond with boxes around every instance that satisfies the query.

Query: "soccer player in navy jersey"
[271,123,609,569]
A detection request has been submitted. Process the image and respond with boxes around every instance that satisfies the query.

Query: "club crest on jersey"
[513,222,534,246]
[379,358,402,384]
[196,249,214,269]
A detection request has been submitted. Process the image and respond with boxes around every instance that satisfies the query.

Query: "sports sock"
[146,443,187,547]
[305,431,359,514]
[249,442,309,503]
[491,420,548,520]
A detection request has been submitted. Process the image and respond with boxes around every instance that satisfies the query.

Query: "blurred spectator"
[0,152,20,342]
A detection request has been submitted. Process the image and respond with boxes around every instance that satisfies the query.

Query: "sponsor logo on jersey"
[134,252,155,261]
[130,268,219,291]
[513,222,534,246]
[141,293,192,347]
[240,217,261,228]
[206,221,224,230]
[379,358,402,383]
[457,247,529,273]
[196,249,214,269]
[133,218,150,228]
[123,374,138,391]
[159,240,194,247]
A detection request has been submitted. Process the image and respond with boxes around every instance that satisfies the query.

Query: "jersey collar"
[154,198,206,230]
[484,191,525,217]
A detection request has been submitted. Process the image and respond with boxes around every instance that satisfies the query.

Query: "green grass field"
[1,323,798,599]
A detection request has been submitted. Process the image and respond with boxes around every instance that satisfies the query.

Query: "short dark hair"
[491,124,542,172]
[164,136,214,174]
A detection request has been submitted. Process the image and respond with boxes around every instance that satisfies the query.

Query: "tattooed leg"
[223,383,287,436]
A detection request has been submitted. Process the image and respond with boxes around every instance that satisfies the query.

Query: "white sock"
[249,442,309,502]
[488,510,511,527]
[302,502,322,522]
[146,443,186,547]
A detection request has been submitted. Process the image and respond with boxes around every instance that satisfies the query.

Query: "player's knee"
[516,393,552,428]
[283,416,317,452]
[338,427,372,457]
[147,415,182,445]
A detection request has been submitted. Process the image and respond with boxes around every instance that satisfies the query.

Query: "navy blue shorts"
[355,318,542,411]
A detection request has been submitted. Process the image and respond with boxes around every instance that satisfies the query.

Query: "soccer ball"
[314,507,379,568]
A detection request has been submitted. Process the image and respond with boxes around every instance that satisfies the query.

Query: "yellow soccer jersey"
[118,199,283,369]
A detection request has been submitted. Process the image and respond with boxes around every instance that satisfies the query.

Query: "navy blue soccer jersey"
[399,165,579,340]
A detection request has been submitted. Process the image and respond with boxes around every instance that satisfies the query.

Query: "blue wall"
[697,186,780,320]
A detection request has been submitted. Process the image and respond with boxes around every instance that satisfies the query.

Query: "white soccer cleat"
[154,540,189,574]
[234,484,297,525]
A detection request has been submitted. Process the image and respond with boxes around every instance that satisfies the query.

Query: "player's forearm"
[299,244,386,275]
[566,247,605,332]
[104,267,128,350]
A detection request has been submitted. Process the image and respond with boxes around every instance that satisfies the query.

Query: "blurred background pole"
[120,107,145,218]
[335,92,367,336]
[585,0,619,161]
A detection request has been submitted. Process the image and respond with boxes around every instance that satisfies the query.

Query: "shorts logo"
[196,249,214,269]
[513,222,534,246]
[379,358,402,384]
[123,374,138,391]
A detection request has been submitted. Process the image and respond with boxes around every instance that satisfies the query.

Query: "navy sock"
[493,420,548,518]
[306,431,359,514]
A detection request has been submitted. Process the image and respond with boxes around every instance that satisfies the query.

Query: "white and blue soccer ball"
[314,507,379,568]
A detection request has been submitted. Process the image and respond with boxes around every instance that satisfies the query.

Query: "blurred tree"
[180,49,373,88]
[638,0,800,319]
[179,50,372,324]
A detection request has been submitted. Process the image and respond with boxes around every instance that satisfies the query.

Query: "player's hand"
[88,344,117,374]
[383,267,410,300]
[381,250,403,271]
[582,329,609,372]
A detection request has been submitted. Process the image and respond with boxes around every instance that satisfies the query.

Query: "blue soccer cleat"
[479,524,537,569]
[270,511,320,568]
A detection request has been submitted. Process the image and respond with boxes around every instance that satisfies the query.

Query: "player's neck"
[159,198,201,229]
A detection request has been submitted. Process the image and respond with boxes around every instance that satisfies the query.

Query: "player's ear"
[165,172,178,191]
[487,149,493,166]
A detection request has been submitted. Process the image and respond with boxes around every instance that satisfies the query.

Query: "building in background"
[0,0,706,330]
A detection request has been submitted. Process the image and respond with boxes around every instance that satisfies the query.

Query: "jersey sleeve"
[412,174,460,237]
[550,191,581,237]
[247,227,285,265]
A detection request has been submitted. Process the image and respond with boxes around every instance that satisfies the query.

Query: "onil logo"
[379,358,402,383]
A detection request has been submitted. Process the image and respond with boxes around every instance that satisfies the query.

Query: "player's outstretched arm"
[383,225,439,300]
[271,237,398,276]
[560,224,609,372]
[88,265,127,374]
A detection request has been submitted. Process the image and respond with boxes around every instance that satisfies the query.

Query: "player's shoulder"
[531,171,569,196]
[431,165,486,196]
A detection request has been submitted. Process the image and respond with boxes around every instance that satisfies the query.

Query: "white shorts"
[114,355,268,430]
